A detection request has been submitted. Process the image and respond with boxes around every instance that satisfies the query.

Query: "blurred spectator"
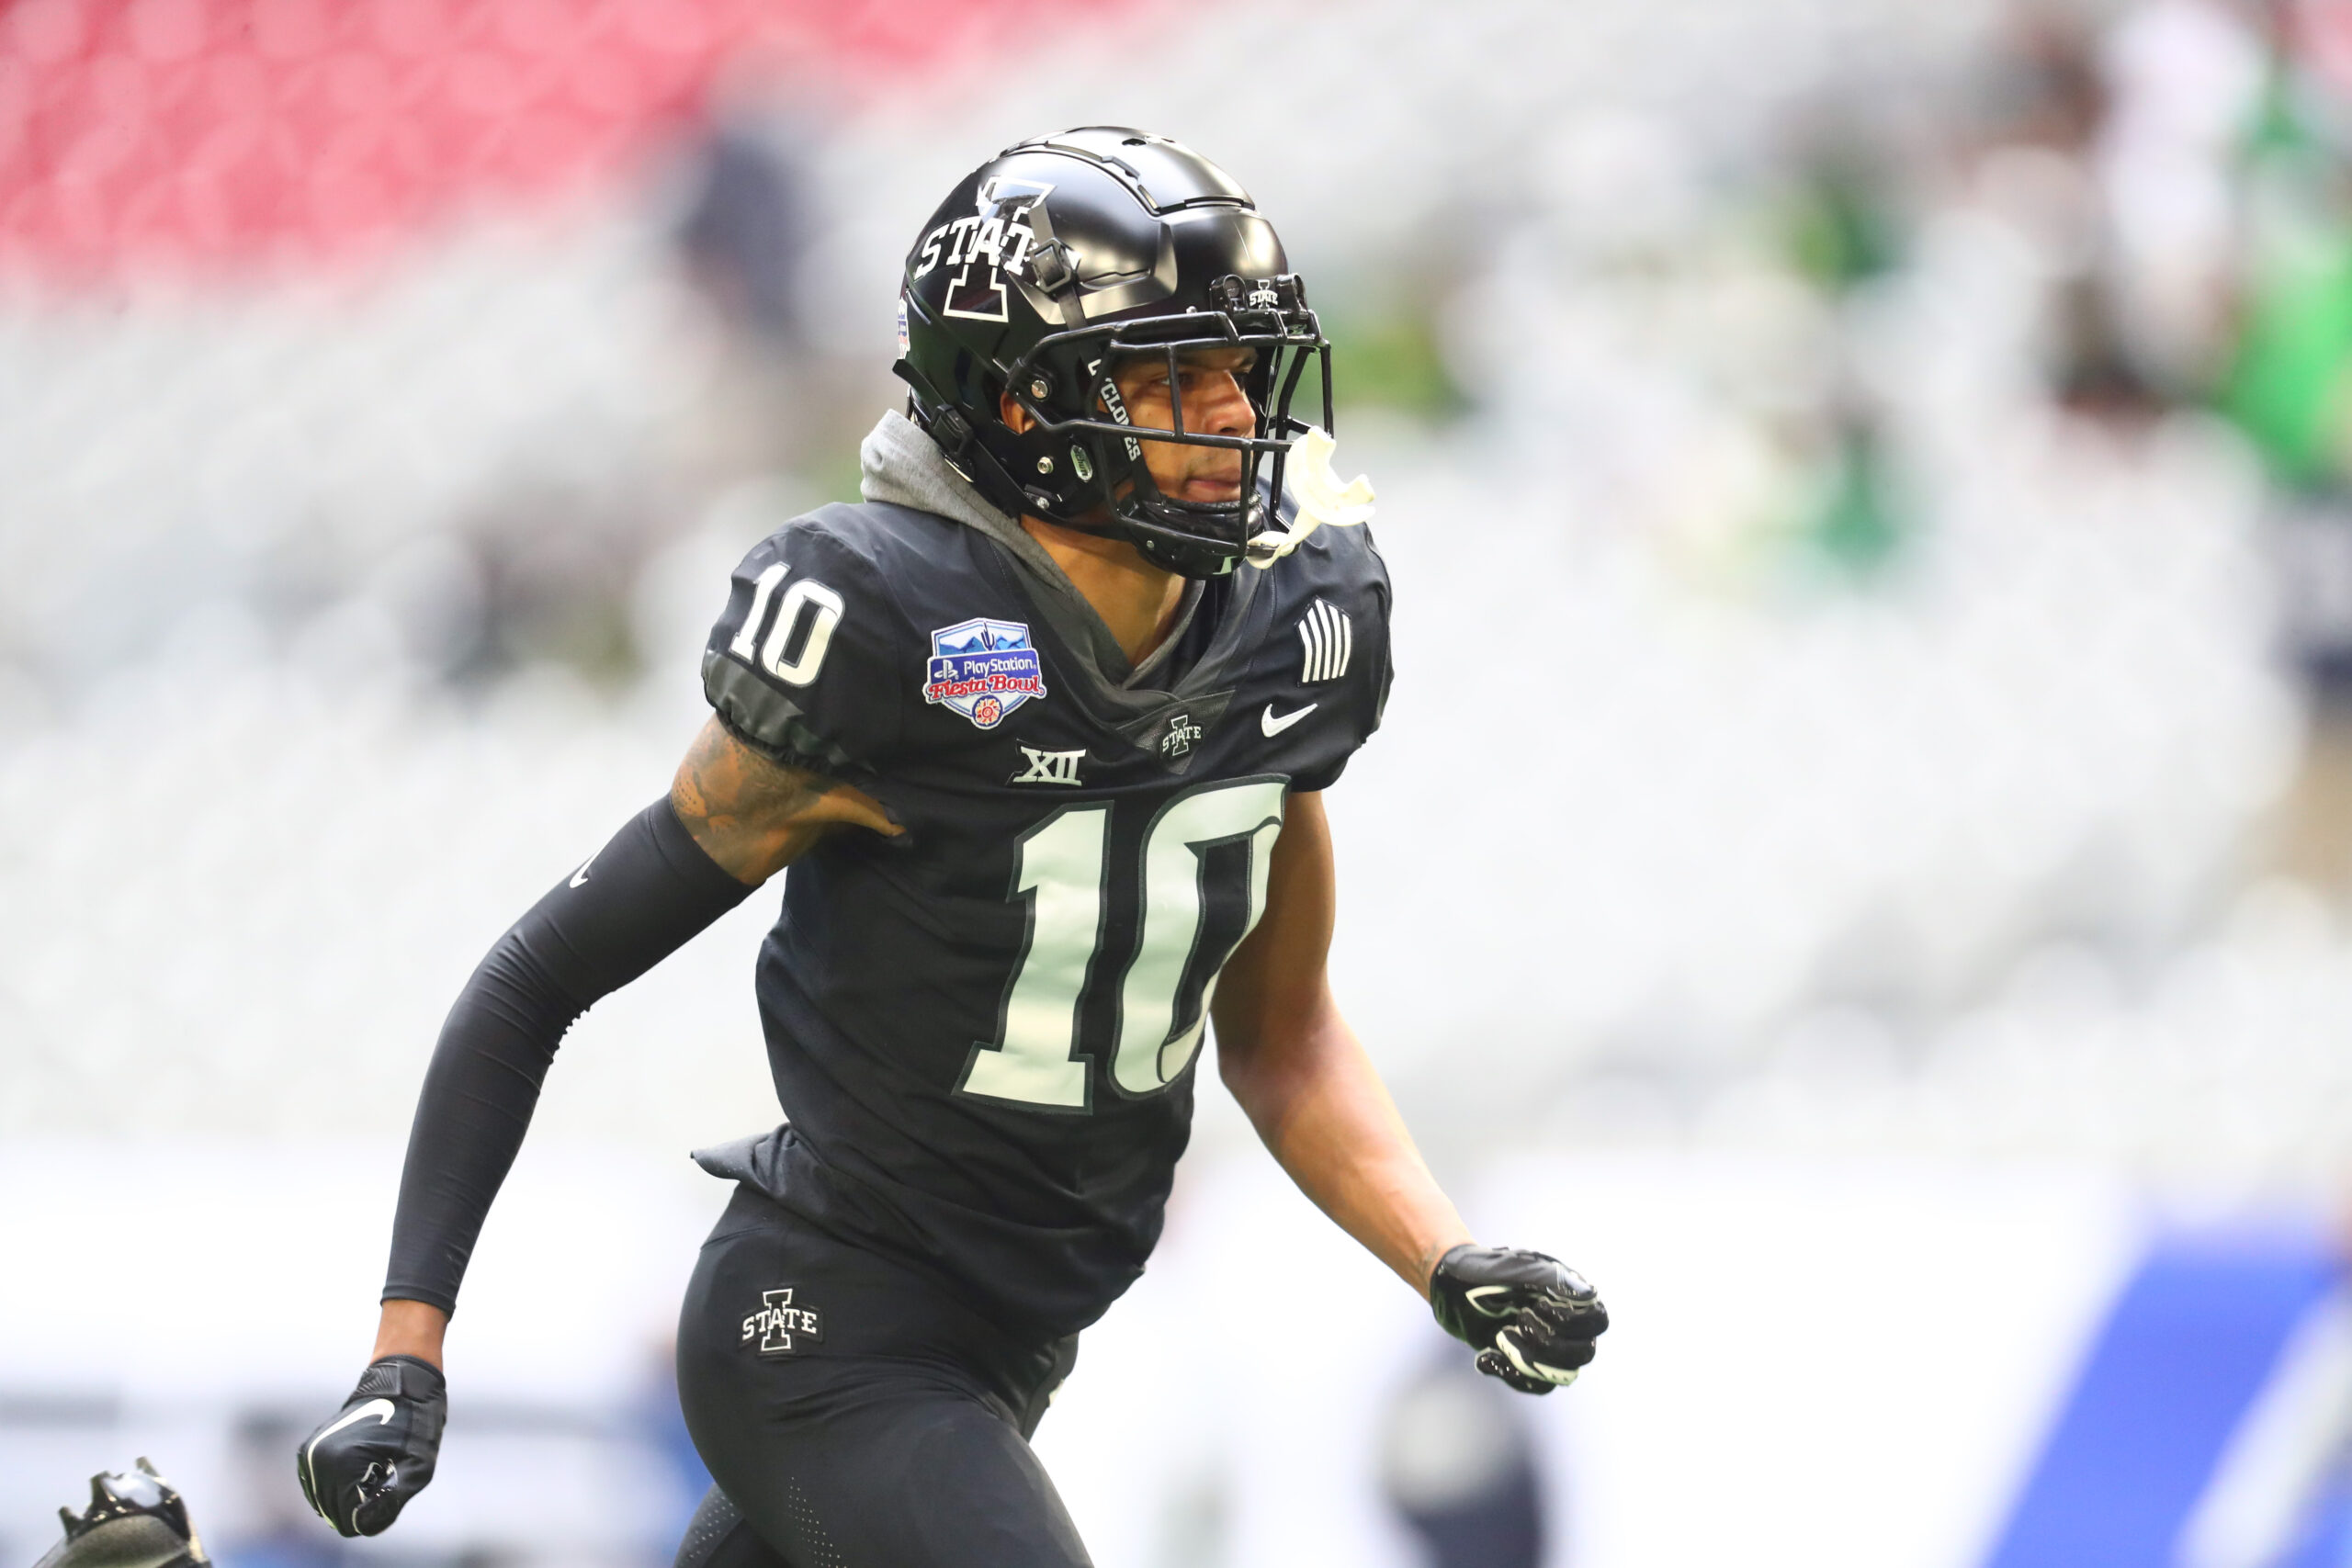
[223,1412,345,1568]
[1379,1358,1547,1568]
[634,1337,716,1562]
[676,118,817,351]
[2097,0,2260,394]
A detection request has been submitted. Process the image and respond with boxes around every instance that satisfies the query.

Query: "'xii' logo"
[1012,747,1085,786]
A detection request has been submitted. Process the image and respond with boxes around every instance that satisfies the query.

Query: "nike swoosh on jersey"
[1261,702,1317,737]
[569,852,596,888]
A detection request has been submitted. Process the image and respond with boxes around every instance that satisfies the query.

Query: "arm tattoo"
[671,719,832,840]
[669,718,899,885]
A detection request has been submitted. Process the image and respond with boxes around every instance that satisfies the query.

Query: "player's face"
[1108,345,1257,506]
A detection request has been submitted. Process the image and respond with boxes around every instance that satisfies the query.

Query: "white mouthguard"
[1247,427,1375,568]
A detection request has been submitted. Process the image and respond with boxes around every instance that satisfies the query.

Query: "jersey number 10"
[959,778,1287,1111]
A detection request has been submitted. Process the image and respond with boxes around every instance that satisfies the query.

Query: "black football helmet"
[35,1458,209,1568]
[895,127,1333,578]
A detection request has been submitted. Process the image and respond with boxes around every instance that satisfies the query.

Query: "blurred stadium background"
[11,0,2352,1562]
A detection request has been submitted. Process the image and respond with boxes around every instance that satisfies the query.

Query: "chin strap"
[1247,428,1375,569]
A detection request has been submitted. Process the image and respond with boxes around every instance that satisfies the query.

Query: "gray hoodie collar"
[857,411,1203,687]
[860,411,1069,588]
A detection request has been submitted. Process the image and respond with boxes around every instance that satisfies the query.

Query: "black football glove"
[295,1356,447,1537]
[1430,1243,1608,1394]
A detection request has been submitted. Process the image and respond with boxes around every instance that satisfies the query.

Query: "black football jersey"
[699,499,1392,1337]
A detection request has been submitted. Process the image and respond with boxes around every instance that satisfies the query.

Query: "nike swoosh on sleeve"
[1261,702,1317,737]
[569,852,596,888]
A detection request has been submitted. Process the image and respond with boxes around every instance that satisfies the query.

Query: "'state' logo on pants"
[742,1287,825,1356]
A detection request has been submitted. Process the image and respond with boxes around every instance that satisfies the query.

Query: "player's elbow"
[1212,1007,1314,1111]
[1214,1033,1283,1134]
[1210,1002,1272,1097]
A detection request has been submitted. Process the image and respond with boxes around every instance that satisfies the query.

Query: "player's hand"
[1429,1243,1608,1394]
[295,1356,447,1537]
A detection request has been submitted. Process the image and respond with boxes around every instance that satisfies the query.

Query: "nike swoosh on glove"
[295,1356,447,1537]
[1430,1243,1609,1394]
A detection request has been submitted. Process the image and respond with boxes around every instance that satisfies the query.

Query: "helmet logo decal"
[917,177,1056,325]
[944,251,1009,322]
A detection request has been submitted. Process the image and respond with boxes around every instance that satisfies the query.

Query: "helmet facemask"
[984,275,1333,578]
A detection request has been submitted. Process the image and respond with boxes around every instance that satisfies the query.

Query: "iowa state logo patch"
[742,1286,823,1356]
[923,617,1046,729]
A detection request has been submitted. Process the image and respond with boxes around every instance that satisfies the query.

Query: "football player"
[297,128,1607,1566]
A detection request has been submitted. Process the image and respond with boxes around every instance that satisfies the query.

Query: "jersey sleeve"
[701,516,909,776]
[1288,532,1395,794]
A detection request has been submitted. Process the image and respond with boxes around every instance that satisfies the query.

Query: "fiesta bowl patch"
[924,617,1046,728]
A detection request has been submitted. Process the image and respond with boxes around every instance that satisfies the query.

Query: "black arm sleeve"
[381,797,755,1314]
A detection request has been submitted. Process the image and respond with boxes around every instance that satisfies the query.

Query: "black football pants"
[673,1186,1090,1568]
